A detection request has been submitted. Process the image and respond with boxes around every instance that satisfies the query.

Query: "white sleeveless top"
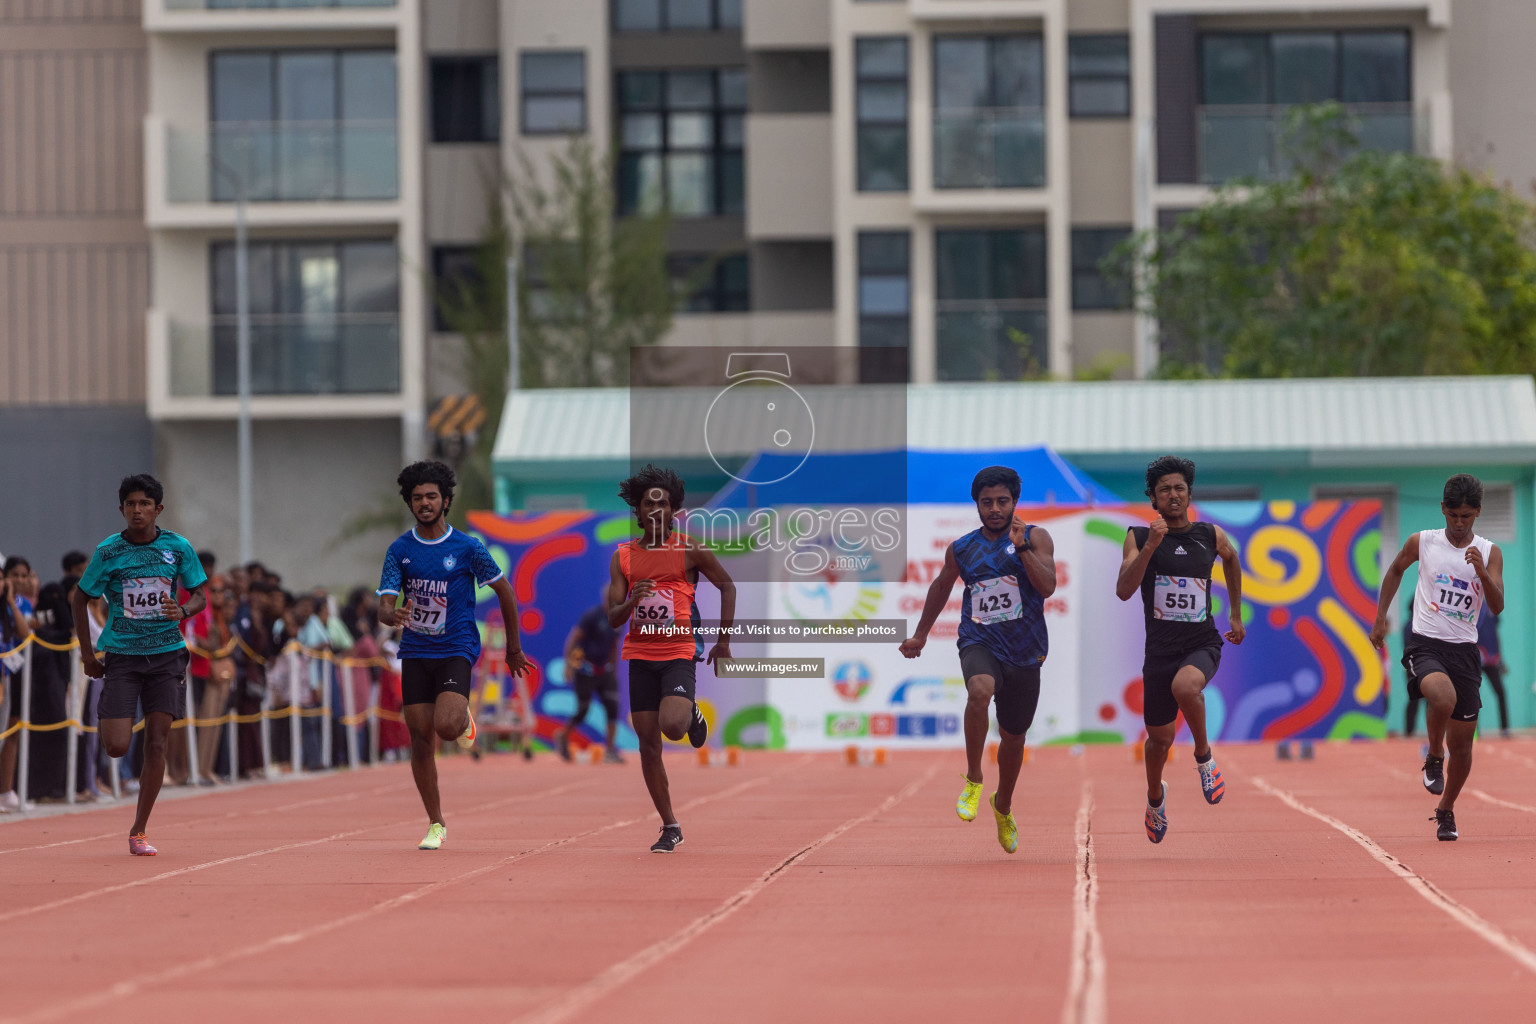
[1411,528,1493,644]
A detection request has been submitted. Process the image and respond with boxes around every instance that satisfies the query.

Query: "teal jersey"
[78,528,208,655]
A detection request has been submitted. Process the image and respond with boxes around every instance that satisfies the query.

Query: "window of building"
[430,246,483,332]
[1199,30,1410,105]
[209,238,399,394]
[210,49,398,201]
[1069,34,1130,117]
[932,35,1044,189]
[520,52,586,135]
[617,68,746,217]
[855,37,908,192]
[670,252,749,312]
[935,227,1047,380]
[1071,227,1132,310]
[430,56,499,143]
[858,232,910,348]
[613,0,741,32]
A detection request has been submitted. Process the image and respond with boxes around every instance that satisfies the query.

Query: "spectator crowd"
[0,549,416,812]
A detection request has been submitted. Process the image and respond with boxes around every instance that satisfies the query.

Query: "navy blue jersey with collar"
[377,526,503,663]
[954,525,1048,667]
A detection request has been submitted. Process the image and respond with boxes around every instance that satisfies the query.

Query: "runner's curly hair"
[398,460,457,509]
[619,464,685,511]
[971,465,1021,501]
[1144,455,1196,500]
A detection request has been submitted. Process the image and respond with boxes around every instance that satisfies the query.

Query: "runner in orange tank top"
[607,465,736,853]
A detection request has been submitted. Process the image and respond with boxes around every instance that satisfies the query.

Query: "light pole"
[211,151,253,564]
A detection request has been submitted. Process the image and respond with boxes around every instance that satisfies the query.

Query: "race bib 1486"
[122,577,171,620]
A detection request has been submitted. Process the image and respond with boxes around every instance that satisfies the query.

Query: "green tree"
[433,137,676,522]
[1113,103,1536,378]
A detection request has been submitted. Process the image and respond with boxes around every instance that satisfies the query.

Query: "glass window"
[858,231,910,348]
[613,0,738,31]
[1200,34,1268,105]
[1341,31,1410,103]
[211,53,274,123]
[616,68,744,216]
[856,37,908,192]
[933,35,1045,189]
[670,253,749,312]
[1201,30,1411,106]
[1068,35,1129,118]
[935,228,1047,380]
[431,56,499,143]
[521,52,586,135]
[210,238,399,395]
[211,49,397,202]
[431,246,482,332]
[1071,227,1131,311]
[614,0,661,31]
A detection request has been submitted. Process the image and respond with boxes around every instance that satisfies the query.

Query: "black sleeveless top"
[1129,521,1221,656]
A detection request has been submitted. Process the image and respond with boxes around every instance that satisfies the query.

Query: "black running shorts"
[958,645,1042,737]
[1142,643,1222,728]
[401,656,473,706]
[1403,633,1482,723]
[99,648,190,720]
[628,659,695,714]
[573,670,620,714]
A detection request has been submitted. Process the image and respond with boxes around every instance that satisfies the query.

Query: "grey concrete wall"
[1451,0,1536,192]
[0,405,154,577]
[156,418,408,591]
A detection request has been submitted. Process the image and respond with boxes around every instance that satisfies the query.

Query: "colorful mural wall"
[462,498,1385,752]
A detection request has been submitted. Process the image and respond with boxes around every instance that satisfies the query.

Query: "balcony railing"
[169,315,400,397]
[1197,103,1416,185]
[167,121,399,203]
[165,1,395,9]
[935,301,1048,381]
[933,108,1045,190]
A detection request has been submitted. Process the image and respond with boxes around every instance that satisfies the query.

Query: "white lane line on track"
[511,760,942,1024]
[0,780,412,857]
[1062,781,1105,1024]
[5,760,811,1024]
[1251,775,1536,977]
[0,778,597,925]
[1373,763,1536,816]
[1488,746,1536,772]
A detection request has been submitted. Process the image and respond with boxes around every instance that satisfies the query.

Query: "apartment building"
[2,1,1531,579]
[0,0,153,572]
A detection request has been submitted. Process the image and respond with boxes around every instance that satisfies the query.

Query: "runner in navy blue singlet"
[900,466,1056,855]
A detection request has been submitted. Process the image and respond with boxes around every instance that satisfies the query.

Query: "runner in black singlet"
[1117,456,1244,844]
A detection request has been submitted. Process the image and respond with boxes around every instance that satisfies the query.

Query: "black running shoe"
[1432,808,1458,841]
[1422,755,1446,795]
[558,733,572,763]
[650,824,684,853]
[687,703,708,749]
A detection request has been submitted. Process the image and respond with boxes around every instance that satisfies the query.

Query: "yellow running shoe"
[456,710,477,750]
[991,794,1018,854]
[419,822,447,850]
[956,775,983,822]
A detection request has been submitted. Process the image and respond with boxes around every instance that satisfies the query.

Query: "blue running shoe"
[1145,782,1168,844]
[1198,756,1225,805]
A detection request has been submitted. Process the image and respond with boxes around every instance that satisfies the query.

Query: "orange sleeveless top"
[618,535,696,661]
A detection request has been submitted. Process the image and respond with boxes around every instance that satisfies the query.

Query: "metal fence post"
[184,667,201,784]
[17,643,33,813]
[288,647,303,776]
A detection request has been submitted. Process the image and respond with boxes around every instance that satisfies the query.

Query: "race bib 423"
[971,576,1022,626]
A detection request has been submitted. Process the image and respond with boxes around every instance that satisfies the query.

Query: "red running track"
[2,738,1535,1024]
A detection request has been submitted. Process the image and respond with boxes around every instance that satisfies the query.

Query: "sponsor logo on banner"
[825,713,868,738]
[889,677,966,706]
[869,713,895,736]
[832,660,872,702]
[778,580,884,622]
[897,715,940,737]
[940,714,961,735]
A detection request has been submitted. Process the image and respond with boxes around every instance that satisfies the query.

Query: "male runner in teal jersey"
[72,474,208,856]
